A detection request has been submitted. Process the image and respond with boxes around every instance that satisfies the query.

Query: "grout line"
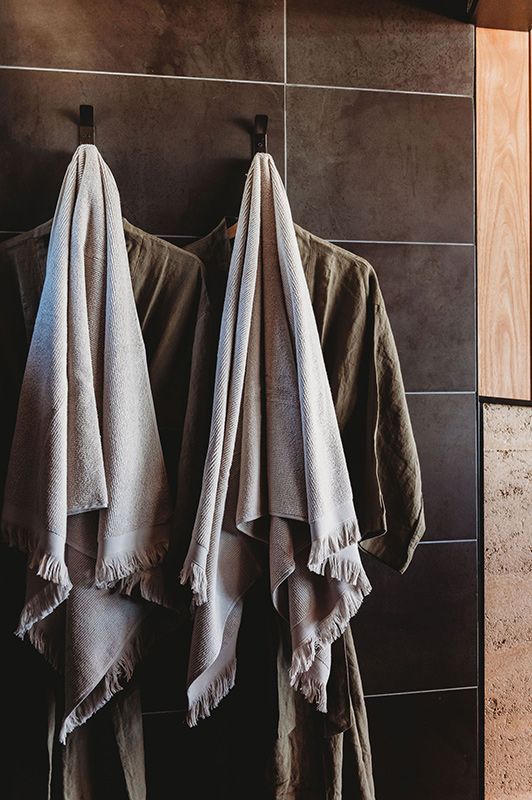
[405,390,475,396]
[364,685,478,699]
[0,229,477,249]
[419,538,476,545]
[287,81,472,99]
[331,239,474,246]
[142,684,479,715]
[0,64,473,100]
[143,708,186,717]
[0,63,284,87]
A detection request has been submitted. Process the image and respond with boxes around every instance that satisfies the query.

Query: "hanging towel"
[181,153,371,725]
[1,144,172,739]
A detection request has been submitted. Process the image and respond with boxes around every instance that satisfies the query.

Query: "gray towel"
[181,153,371,725]
[1,144,172,739]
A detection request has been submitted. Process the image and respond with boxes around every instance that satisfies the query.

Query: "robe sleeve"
[343,267,425,573]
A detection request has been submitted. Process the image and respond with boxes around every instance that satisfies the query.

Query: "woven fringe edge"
[179,562,207,607]
[186,659,236,727]
[289,572,372,685]
[118,567,176,610]
[2,521,72,589]
[307,518,360,575]
[21,619,63,672]
[326,555,365,586]
[15,579,72,640]
[94,540,169,589]
[291,675,328,713]
[58,618,154,744]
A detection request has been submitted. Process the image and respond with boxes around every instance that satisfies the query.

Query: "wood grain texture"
[476,27,531,400]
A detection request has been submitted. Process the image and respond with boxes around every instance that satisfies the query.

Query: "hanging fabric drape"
[1,144,172,740]
[181,152,371,725]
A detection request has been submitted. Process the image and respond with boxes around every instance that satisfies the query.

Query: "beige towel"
[1,144,172,739]
[181,153,371,725]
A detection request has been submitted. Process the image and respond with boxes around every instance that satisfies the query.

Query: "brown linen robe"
[180,220,424,800]
[0,219,210,799]
[0,216,424,799]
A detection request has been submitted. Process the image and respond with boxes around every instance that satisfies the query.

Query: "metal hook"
[253,114,268,155]
[79,105,95,145]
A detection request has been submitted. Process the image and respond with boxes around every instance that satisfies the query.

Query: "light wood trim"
[476,27,531,401]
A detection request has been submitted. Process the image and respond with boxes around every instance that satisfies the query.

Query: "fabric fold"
[1,144,172,740]
[181,153,371,725]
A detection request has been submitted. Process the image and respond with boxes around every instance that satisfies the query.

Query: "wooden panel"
[476,27,531,400]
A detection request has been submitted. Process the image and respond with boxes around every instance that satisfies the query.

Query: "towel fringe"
[118,566,178,611]
[307,518,360,575]
[186,659,236,727]
[291,675,328,713]
[289,573,372,688]
[2,520,72,588]
[22,621,63,672]
[58,616,156,743]
[180,562,208,606]
[326,555,364,586]
[95,540,169,588]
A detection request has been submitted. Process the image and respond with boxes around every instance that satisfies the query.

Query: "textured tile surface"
[0,0,284,82]
[355,541,478,695]
[287,87,474,242]
[366,688,478,800]
[483,404,532,800]
[338,242,475,392]
[287,0,474,95]
[0,69,284,235]
[408,393,477,540]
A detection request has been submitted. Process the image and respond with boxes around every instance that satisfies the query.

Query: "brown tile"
[0,0,284,82]
[365,688,478,800]
[337,242,475,392]
[355,541,478,694]
[287,0,474,95]
[0,69,284,235]
[408,393,477,540]
[287,86,474,242]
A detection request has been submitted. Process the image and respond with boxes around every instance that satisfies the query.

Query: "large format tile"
[287,86,474,243]
[0,69,284,235]
[408,393,477,540]
[287,0,474,95]
[337,242,475,392]
[0,0,284,82]
[365,688,478,800]
[355,541,478,695]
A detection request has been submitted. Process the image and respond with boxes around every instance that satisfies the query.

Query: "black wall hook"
[253,114,268,155]
[79,105,95,145]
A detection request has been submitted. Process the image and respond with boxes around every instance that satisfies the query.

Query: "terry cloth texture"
[181,153,371,725]
[1,145,172,741]
[0,214,210,797]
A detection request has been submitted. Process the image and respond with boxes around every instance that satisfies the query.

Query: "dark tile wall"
[0,2,478,798]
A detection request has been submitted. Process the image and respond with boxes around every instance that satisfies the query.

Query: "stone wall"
[483,403,532,800]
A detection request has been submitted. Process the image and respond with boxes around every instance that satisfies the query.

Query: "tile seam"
[142,684,479,715]
[0,64,473,98]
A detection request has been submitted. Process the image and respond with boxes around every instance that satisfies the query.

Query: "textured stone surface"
[483,403,532,800]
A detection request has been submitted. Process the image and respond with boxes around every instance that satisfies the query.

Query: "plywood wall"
[476,28,532,401]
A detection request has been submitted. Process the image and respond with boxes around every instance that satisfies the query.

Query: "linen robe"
[0,215,424,799]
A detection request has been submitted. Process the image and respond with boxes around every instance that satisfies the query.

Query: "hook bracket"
[79,105,95,145]
[253,114,268,155]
